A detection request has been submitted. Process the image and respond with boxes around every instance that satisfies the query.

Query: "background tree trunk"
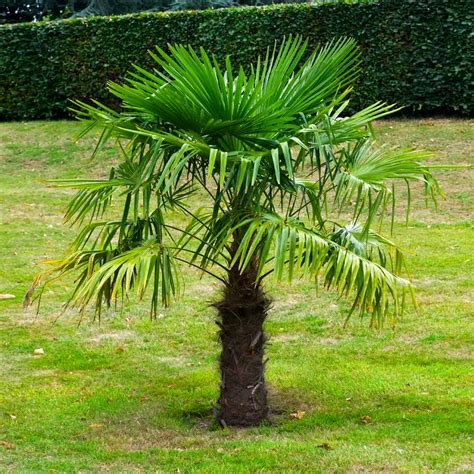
[72,0,110,16]
[214,259,271,427]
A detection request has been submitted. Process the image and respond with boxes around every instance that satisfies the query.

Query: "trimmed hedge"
[0,0,472,120]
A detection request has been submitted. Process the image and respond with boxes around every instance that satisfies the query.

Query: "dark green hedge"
[1,0,472,120]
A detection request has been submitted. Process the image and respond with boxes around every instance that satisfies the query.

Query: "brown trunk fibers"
[214,258,271,427]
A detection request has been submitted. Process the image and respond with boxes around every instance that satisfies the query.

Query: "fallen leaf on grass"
[360,415,372,424]
[317,443,333,450]
[139,396,150,402]
[115,347,125,353]
[89,423,103,429]
[0,441,14,449]
[8,414,16,420]
[289,410,305,420]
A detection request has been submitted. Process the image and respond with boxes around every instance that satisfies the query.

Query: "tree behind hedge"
[0,0,314,22]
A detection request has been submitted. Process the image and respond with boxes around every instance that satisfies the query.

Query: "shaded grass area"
[0,118,473,472]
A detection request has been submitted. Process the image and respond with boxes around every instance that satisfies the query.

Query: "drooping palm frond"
[332,140,440,230]
[203,210,412,326]
[26,239,181,318]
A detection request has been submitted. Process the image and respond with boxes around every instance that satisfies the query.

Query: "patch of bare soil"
[89,330,137,343]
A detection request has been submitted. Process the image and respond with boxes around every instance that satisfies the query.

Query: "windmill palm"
[27,37,440,426]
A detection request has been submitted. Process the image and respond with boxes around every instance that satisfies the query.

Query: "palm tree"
[27,37,440,427]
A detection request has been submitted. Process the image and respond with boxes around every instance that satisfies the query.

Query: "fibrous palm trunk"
[214,260,271,426]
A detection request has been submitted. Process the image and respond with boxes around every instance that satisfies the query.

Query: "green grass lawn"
[0,118,473,472]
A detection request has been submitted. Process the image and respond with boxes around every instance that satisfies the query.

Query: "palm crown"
[28,36,440,426]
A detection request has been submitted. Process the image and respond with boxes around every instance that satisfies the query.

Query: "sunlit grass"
[0,118,473,472]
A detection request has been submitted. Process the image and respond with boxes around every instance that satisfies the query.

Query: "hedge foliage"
[1,0,472,120]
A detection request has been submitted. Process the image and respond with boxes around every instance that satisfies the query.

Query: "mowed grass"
[0,118,473,472]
